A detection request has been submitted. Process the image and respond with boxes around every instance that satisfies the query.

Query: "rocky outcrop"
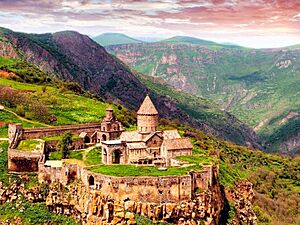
[227,181,257,225]
[46,179,224,225]
[0,179,45,204]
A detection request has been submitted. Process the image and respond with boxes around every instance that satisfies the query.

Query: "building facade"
[102,95,193,166]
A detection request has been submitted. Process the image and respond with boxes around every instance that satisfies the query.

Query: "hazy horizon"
[1,0,300,48]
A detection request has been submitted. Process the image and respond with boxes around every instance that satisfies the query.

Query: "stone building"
[102,95,193,166]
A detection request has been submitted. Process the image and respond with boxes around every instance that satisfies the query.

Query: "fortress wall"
[44,139,84,153]
[191,166,213,193]
[38,163,79,184]
[8,148,42,172]
[37,164,215,204]
[22,123,101,139]
[80,169,192,203]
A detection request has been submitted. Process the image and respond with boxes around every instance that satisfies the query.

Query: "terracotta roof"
[162,130,181,139]
[137,95,158,115]
[143,131,162,142]
[127,142,146,149]
[162,138,193,150]
[120,131,142,142]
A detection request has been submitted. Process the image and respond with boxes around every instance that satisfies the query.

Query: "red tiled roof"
[162,138,193,150]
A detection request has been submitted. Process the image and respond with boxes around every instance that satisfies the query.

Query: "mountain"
[160,36,241,49]
[93,33,143,46]
[0,27,261,148]
[107,42,300,155]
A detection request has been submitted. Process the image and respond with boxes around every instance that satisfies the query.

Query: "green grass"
[16,139,42,152]
[0,110,46,138]
[88,164,201,177]
[0,78,135,127]
[49,150,84,160]
[43,134,80,141]
[84,147,102,165]
[176,155,216,165]
[0,202,80,225]
[0,141,12,185]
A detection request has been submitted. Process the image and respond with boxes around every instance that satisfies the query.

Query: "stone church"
[101,95,193,166]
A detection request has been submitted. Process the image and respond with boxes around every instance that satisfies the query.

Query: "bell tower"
[137,95,158,133]
[100,106,123,141]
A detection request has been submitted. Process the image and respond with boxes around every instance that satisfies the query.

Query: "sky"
[0,0,300,48]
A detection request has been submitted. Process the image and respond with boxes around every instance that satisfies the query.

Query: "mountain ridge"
[0,27,261,148]
[93,33,143,46]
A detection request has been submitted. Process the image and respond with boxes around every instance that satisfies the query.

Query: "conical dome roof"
[137,95,158,115]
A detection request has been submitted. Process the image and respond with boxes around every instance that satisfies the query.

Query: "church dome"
[137,95,158,115]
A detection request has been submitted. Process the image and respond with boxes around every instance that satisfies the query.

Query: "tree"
[58,132,73,159]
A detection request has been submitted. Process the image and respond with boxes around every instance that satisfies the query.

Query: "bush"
[57,132,73,159]
[16,105,25,117]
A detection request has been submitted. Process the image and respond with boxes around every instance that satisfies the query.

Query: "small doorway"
[84,136,90,143]
[102,134,107,141]
[88,175,94,186]
[112,150,121,164]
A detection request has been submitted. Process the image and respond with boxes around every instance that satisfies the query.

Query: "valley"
[0,27,261,149]
[106,37,300,155]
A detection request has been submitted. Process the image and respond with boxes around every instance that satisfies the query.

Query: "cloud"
[0,0,300,47]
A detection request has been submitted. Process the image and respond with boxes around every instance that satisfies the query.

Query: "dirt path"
[2,107,51,127]
[82,144,101,161]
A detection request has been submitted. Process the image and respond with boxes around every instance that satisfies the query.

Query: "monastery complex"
[6,95,217,204]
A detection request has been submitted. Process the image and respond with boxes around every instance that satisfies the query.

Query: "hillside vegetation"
[107,41,300,154]
[0,26,262,150]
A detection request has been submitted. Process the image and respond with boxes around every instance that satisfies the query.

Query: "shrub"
[15,105,25,117]
[57,132,73,159]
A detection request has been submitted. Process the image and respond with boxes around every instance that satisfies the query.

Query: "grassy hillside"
[107,43,300,154]
[93,33,143,46]
[0,77,136,138]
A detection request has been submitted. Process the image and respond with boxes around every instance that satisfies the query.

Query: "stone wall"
[44,138,85,153]
[38,162,79,185]
[37,162,217,204]
[80,169,193,203]
[45,167,224,225]
[8,148,43,172]
[23,123,101,139]
[8,123,102,145]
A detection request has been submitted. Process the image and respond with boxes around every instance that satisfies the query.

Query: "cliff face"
[0,27,262,149]
[45,179,225,225]
[0,170,257,224]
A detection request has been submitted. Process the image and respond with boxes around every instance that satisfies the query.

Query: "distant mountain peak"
[93,33,143,46]
[161,36,218,46]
